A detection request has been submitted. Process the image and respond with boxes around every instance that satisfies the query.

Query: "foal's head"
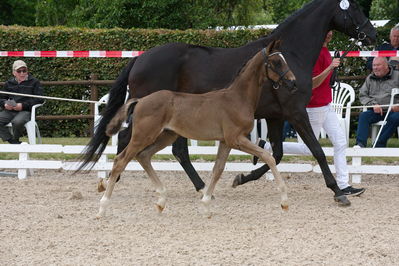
[262,40,296,90]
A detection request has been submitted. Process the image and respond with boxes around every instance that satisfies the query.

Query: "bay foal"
[97,40,295,218]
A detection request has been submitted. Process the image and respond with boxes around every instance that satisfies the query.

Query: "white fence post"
[18,151,28,179]
[97,154,108,179]
[351,146,362,183]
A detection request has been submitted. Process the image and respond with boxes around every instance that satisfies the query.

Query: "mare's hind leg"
[136,131,179,212]
[172,137,206,192]
[201,141,231,218]
[235,135,288,210]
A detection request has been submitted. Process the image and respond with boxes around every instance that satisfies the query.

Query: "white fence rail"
[1,143,399,183]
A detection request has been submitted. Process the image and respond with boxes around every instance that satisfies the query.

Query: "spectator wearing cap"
[366,25,399,70]
[0,60,44,144]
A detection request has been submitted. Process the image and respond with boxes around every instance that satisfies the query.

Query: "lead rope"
[330,38,361,91]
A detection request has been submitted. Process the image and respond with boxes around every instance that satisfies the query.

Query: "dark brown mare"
[96,41,294,218]
[80,0,376,206]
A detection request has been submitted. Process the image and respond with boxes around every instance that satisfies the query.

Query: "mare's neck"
[270,0,335,71]
[228,52,266,111]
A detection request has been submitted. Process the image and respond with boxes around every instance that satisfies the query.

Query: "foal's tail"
[77,57,137,171]
[106,99,139,137]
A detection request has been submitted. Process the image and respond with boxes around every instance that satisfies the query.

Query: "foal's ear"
[265,41,275,55]
[273,40,282,50]
[266,40,282,54]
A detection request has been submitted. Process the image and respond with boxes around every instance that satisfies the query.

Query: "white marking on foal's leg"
[96,195,110,219]
[261,151,289,210]
[155,187,167,213]
[269,164,289,210]
[201,193,213,218]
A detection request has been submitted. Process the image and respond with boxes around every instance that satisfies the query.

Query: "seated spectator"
[283,121,297,140]
[366,25,399,70]
[0,60,44,144]
[355,57,399,147]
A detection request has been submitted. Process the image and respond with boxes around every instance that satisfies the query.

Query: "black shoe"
[7,138,21,144]
[252,139,266,165]
[341,186,365,196]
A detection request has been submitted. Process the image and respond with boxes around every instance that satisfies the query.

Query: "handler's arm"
[312,58,340,89]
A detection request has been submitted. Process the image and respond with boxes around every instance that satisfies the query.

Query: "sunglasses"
[16,69,27,73]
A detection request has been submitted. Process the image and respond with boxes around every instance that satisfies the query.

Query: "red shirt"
[307,46,332,108]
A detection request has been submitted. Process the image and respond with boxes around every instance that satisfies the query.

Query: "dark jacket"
[366,42,399,70]
[0,74,44,111]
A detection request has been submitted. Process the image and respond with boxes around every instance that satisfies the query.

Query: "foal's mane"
[231,49,263,83]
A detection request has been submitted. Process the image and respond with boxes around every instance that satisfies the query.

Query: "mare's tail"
[106,99,139,137]
[77,57,137,171]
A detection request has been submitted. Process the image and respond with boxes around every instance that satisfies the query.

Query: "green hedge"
[0,25,392,137]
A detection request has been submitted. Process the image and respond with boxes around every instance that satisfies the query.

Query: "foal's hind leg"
[235,135,288,210]
[201,141,231,218]
[136,131,179,212]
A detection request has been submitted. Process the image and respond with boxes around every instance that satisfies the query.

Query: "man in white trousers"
[254,31,365,196]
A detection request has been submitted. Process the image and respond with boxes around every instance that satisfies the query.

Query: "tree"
[35,0,79,26]
[261,0,308,24]
[67,0,265,29]
[369,0,399,22]
[0,0,36,26]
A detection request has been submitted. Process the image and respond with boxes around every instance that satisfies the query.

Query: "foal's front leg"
[201,141,231,218]
[236,136,288,210]
[233,119,284,186]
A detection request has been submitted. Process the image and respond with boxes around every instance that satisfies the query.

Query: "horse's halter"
[340,0,369,41]
[262,48,290,90]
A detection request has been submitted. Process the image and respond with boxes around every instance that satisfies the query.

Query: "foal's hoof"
[198,189,215,200]
[97,180,106,192]
[155,204,164,213]
[334,195,351,207]
[232,174,243,188]
[281,204,289,211]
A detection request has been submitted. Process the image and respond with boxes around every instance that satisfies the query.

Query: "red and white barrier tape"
[0,51,145,58]
[330,51,399,57]
[0,50,398,58]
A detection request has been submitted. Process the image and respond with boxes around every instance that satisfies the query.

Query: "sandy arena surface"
[1,169,398,265]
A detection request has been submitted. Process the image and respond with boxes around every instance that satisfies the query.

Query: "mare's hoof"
[97,180,106,192]
[232,174,243,188]
[334,195,351,206]
[281,204,289,211]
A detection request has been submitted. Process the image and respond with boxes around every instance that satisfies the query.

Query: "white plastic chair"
[6,103,43,144]
[320,82,355,145]
[94,90,129,146]
[370,88,399,146]
[250,119,267,143]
